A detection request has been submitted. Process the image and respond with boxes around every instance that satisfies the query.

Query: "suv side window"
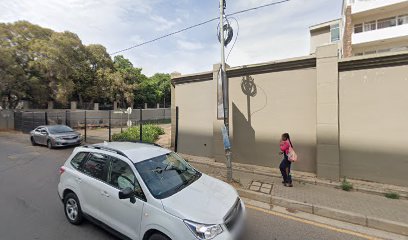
[108,157,143,194]
[82,152,108,181]
[70,152,89,170]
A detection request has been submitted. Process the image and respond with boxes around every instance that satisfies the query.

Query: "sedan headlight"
[54,137,63,141]
[184,220,223,239]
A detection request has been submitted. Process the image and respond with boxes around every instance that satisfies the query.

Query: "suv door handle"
[101,191,110,197]
[75,177,82,183]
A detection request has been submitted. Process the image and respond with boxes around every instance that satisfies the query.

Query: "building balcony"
[352,23,408,46]
[351,0,408,15]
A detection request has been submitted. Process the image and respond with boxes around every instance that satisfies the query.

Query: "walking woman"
[279,133,294,187]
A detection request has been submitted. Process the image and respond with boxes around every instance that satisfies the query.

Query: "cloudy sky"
[0,0,342,76]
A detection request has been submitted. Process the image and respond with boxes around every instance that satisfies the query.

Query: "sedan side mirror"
[119,187,136,204]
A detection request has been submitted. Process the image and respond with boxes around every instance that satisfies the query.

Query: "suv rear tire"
[149,233,171,240]
[64,192,84,225]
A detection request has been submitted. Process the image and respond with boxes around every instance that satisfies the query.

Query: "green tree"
[111,55,145,108]
[0,21,172,109]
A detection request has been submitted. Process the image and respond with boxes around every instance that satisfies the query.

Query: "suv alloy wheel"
[64,192,84,225]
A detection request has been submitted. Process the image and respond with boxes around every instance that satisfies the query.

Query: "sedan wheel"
[47,140,53,149]
[64,193,83,225]
[30,137,36,146]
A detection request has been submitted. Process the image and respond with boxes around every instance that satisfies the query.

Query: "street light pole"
[220,0,232,182]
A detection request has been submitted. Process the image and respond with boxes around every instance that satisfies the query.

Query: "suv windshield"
[135,152,201,199]
[47,125,74,134]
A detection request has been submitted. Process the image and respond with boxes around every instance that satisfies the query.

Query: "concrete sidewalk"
[183,154,408,237]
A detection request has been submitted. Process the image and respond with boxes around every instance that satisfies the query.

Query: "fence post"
[65,110,68,126]
[109,110,112,142]
[175,106,179,152]
[84,111,87,142]
[45,112,48,125]
[139,108,143,142]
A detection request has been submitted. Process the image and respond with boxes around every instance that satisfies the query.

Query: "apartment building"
[309,19,341,54]
[310,0,408,57]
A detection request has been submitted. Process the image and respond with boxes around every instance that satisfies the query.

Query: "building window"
[377,17,396,29]
[330,24,340,42]
[364,21,376,31]
[398,15,408,25]
[354,24,363,33]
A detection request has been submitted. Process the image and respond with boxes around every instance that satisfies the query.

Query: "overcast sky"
[0,0,342,76]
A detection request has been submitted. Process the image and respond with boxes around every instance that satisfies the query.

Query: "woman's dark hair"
[282,133,293,148]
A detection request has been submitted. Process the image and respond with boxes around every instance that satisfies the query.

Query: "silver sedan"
[30,125,82,149]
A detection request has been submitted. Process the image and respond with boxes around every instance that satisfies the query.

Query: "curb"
[237,188,408,236]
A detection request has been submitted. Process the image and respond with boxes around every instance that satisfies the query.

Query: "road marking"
[246,205,382,240]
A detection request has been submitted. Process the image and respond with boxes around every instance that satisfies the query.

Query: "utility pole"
[219,0,232,182]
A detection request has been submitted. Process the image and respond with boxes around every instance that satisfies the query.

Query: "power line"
[109,0,291,55]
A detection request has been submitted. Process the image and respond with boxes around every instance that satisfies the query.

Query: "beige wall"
[172,48,408,186]
[310,27,331,54]
[228,68,317,173]
[339,64,408,186]
[175,80,214,157]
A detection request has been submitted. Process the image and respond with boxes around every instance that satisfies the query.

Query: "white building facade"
[310,0,408,57]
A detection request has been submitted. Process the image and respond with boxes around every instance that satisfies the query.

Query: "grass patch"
[341,177,353,191]
[112,124,165,143]
[385,192,400,199]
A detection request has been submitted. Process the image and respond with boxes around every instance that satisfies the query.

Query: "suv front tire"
[64,192,84,225]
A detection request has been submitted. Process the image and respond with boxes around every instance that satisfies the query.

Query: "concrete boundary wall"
[172,46,408,187]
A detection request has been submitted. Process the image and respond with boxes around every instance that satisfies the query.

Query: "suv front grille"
[224,198,242,231]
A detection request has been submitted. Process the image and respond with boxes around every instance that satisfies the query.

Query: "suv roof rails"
[82,145,128,158]
[115,140,162,148]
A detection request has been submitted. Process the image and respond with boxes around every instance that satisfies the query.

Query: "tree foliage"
[0,21,171,109]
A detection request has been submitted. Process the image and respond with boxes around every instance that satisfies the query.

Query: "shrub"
[112,124,164,143]
[341,177,353,191]
[385,192,400,199]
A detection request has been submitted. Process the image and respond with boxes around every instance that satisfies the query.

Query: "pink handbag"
[288,145,298,162]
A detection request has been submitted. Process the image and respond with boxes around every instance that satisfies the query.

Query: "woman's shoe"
[287,183,293,187]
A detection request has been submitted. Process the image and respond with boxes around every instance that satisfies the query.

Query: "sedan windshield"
[135,152,201,199]
[47,125,74,134]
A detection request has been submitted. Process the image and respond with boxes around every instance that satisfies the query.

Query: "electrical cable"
[225,16,239,62]
[109,0,291,55]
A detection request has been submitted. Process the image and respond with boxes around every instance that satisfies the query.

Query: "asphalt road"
[0,132,367,240]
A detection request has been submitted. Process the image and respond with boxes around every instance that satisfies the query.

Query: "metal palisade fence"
[14,108,171,144]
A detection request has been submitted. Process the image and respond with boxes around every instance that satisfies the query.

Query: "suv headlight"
[184,220,223,239]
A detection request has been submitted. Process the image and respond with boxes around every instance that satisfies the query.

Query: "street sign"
[127,107,132,114]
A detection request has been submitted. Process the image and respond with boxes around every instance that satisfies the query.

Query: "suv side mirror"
[119,187,136,203]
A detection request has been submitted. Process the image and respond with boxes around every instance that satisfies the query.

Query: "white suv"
[58,142,245,240]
